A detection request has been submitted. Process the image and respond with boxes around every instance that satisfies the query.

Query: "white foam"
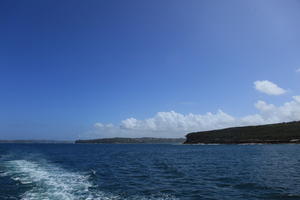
[2,159,178,200]
[3,159,117,200]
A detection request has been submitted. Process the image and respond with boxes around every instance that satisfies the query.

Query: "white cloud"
[94,123,114,128]
[84,96,300,138]
[254,80,286,95]
[254,100,276,112]
[253,96,300,123]
[120,110,235,132]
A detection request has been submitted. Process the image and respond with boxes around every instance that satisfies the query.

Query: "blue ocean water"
[0,144,300,200]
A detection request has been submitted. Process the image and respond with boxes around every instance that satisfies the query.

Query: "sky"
[1,0,300,140]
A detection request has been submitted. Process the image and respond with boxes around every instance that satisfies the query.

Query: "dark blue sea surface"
[0,144,300,200]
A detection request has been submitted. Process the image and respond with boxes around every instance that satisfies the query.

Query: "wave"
[1,158,178,200]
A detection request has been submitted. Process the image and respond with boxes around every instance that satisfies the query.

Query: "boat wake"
[1,157,177,200]
[2,159,114,200]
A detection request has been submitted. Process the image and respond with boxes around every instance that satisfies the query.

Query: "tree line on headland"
[184,121,300,144]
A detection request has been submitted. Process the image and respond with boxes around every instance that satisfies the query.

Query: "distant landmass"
[3,121,300,145]
[75,137,185,144]
[0,140,73,144]
[184,121,300,144]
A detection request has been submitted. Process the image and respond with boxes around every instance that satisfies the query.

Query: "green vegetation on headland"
[75,137,185,144]
[184,121,300,144]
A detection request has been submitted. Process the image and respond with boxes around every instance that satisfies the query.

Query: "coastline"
[184,121,300,144]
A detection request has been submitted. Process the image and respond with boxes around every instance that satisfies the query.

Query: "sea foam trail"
[3,159,116,200]
[2,159,177,200]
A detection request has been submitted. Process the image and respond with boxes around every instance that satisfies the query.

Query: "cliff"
[184,121,300,144]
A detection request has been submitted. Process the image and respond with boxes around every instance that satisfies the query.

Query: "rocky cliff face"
[184,121,300,144]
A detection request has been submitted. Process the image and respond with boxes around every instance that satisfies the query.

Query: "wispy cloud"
[254,80,286,95]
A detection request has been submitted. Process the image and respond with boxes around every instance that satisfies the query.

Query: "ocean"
[0,144,299,200]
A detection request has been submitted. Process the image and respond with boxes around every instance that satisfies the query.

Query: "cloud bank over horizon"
[85,92,300,138]
[80,80,299,139]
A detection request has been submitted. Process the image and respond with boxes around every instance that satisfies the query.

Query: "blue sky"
[1,0,300,140]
